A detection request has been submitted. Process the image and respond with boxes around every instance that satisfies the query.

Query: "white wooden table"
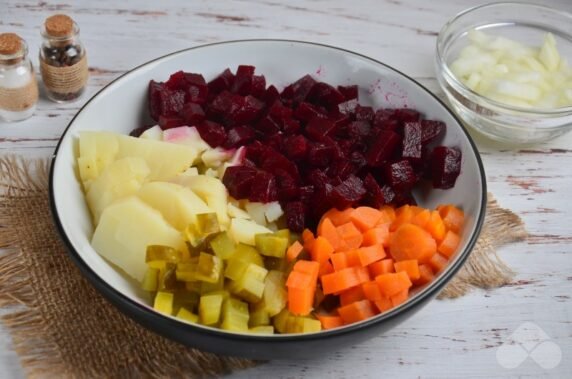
[1,1,571,377]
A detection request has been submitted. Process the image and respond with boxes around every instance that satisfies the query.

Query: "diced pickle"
[174,290,200,313]
[176,307,199,323]
[141,267,159,291]
[272,309,321,334]
[275,229,290,240]
[185,280,201,293]
[196,213,220,235]
[200,259,225,294]
[249,326,274,334]
[209,232,236,260]
[184,224,204,248]
[263,270,287,316]
[263,256,293,273]
[195,252,222,283]
[273,309,291,334]
[146,245,182,268]
[158,263,178,292]
[255,233,289,258]
[249,302,271,327]
[224,258,249,281]
[234,243,264,267]
[199,293,224,325]
[220,298,250,332]
[228,263,268,303]
[154,291,174,315]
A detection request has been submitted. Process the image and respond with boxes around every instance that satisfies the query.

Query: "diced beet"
[365,130,401,166]
[196,120,227,147]
[384,159,417,191]
[264,85,280,105]
[305,117,337,141]
[329,112,351,130]
[373,109,395,128]
[402,122,423,161]
[363,173,385,208]
[251,75,266,99]
[344,120,371,140]
[245,140,267,163]
[381,184,396,204]
[376,118,399,132]
[282,118,301,134]
[255,115,281,135]
[310,182,334,219]
[209,90,239,118]
[285,201,306,232]
[354,105,374,122]
[222,165,257,199]
[158,115,186,130]
[208,69,234,95]
[185,73,208,104]
[330,175,366,209]
[225,125,255,148]
[249,171,278,202]
[349,151,367,171]
[180,103,205,125]
[308,82,346,108]
[148,80,163,121]
[337,85,358,101]
[394,108,421,123]
[265,133,284,152]
[328,160,355,180]
[281,75,317,104]
[268,100,293,122]
[165,71,187,90]
[276,171,299,201]
[259,147,299,181]
[129,125,153,138]
[284,135,309,161]
[307,142,334,167]
[431,146,462,189]
[293,102,326,122]
[231,95,265,125]
[298,185,315,203]
[421,120,445,144]
[231,65,255,95]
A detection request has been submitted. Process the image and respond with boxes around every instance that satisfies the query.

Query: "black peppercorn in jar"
[39,14,88,103]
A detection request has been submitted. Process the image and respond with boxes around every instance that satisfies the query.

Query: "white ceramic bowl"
[50,40,486,359]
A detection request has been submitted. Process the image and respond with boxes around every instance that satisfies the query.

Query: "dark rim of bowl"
[436,1,572,115]
[49,39,487,343]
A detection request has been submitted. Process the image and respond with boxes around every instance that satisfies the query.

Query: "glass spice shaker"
[0,33,39,122]
[40,14,88,102]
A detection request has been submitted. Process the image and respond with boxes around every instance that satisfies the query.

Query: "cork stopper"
[0,33,22,55]
[44,14,75,37]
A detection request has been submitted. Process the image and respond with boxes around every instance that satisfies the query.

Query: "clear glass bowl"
[436,2,572,144]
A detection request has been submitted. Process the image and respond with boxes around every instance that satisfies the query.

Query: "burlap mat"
[0,156,527,378]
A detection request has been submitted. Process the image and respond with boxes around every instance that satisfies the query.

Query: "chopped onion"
[451,30,572,109]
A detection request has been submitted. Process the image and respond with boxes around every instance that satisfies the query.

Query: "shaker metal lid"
[44,14,75,37]
[0,33,22,55]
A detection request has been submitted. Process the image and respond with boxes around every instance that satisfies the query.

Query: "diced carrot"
[390,288,409,307]
[394,259,420,281]
[375,271,412,297]
[316,314,343,330]
[288,286,314,316]
[321,268,360,295]
[374,297,393,313]
[337,299,376,324]
[362,281,383,301]
[321,208,354,227]
[286,241,304,262]
[362,225,389,247]
[412,209,431,229]
[318,217,347,252]
[438,230,460,258]
[409,206,424,215]
[390,205,416,232]
[310,236,334,266]
[302,229,315,251]
[293,259,320,277]
[350,207,383,232]
[337,222,363,249]
[357,244,386,266]
[354,266,371,284]
[425,211,446,242]
[438,204,464,233]
[340,285,366,306]
[413,264,435,286]
[428,253,448,273]
[345,249,361,267]
[331,252,348,271]
[368,258,395,277]
[380,206,396,223]
[286,270,313,289]
[319,260,335,278]
[389,223,437,263]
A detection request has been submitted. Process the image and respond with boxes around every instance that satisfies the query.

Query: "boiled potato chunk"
[137,181,211,231]
[91,196,187,282]
[229,218,272,246]
[86,157,150,224]
[78,131,119,183]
